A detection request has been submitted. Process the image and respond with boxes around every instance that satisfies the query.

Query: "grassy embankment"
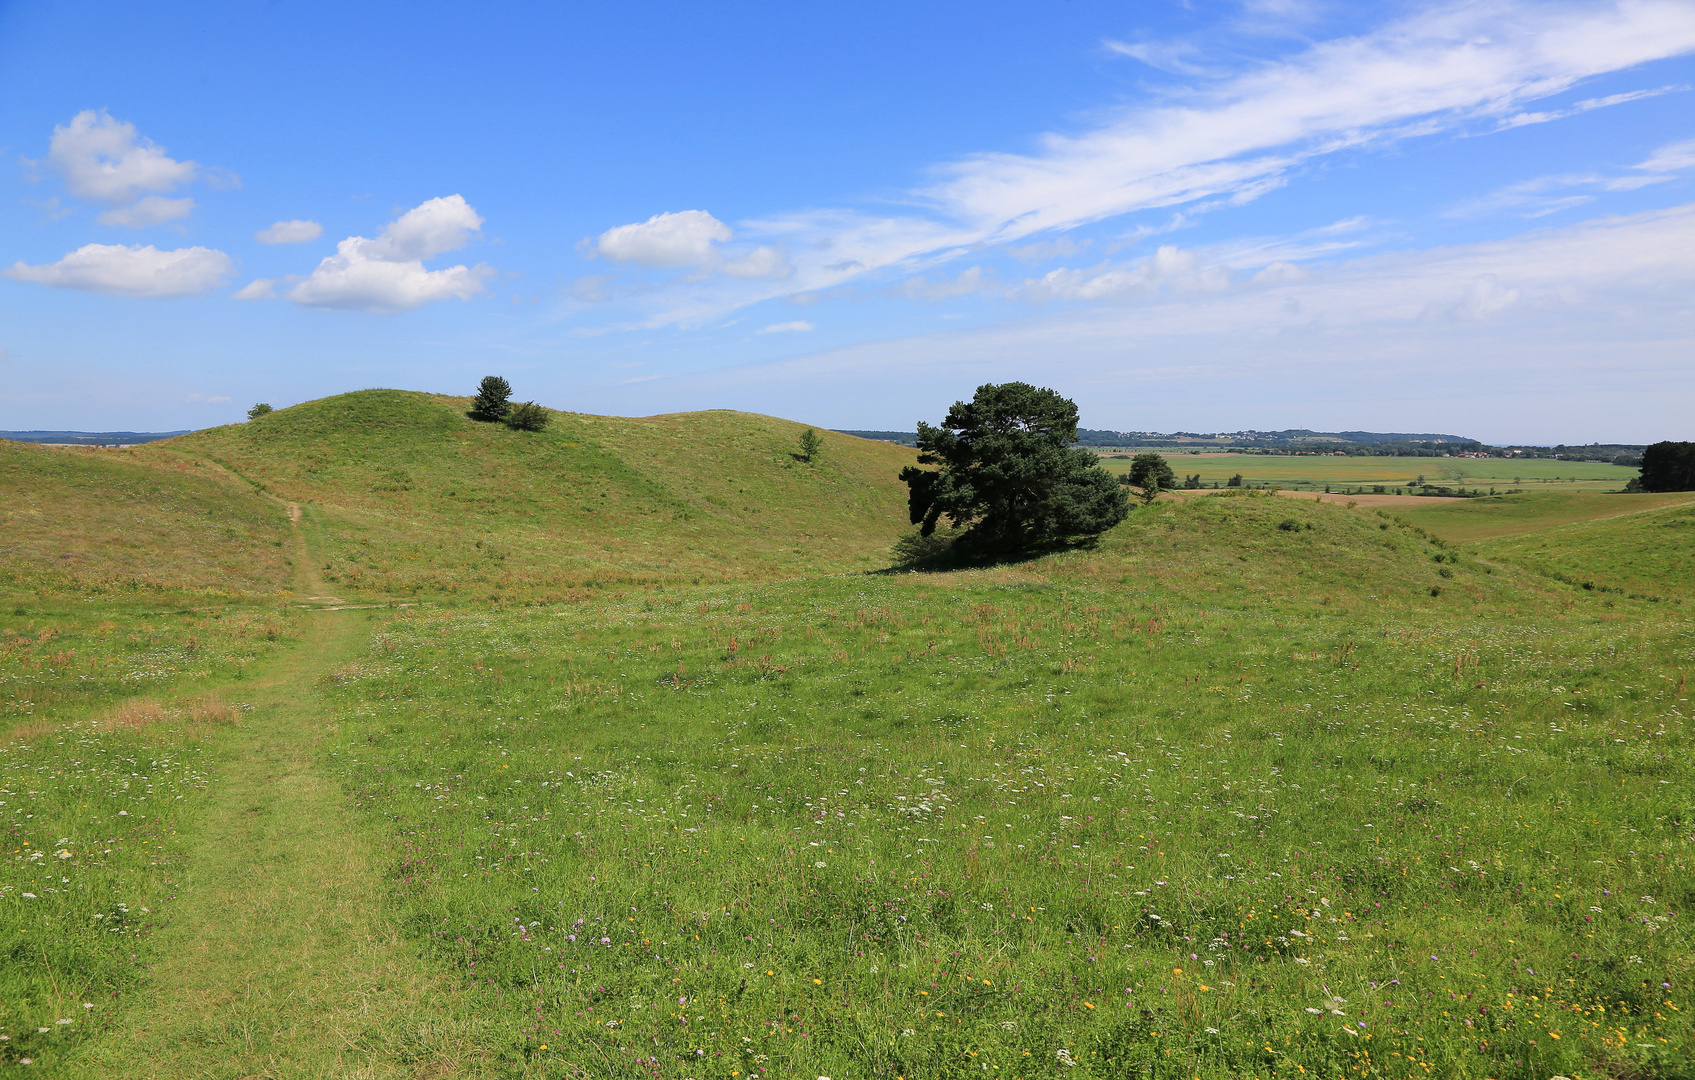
[1096,452,1638,494]
[1391,493,1695,601]
[1,392,1689,1079]
[154,390,916,600]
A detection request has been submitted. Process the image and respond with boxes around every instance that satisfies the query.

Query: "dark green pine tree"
[468,376,513,422]
[899,381,1128,553]
[1635,441,1695,492]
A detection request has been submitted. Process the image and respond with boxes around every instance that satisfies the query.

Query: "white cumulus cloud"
[47,110,198,205]
[97,195,196,227]
[233,279,276,300]
[256,220,323,244]
[286,195,489,313]
[363,196,483,260]
[4,243,235,298]
[595,210,731,267]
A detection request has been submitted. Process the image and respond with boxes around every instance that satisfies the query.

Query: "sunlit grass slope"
[0,439,293,604]
[166,390,917,599]
[1391,491,1695,543]
[319,492,1692,1080]
[1471,498,1695,601]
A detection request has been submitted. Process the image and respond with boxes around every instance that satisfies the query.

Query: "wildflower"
[1205,1027,1220,1034]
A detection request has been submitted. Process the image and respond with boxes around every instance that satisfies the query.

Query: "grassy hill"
[2,399,1690,1079]
[1388,491,1695,600]
[1390,490,1695,542]
[1472,497,1695,601]
[0,438,292,601]
[151,390,917,599]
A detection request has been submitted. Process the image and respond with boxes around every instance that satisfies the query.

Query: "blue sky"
[2,0,1693,443]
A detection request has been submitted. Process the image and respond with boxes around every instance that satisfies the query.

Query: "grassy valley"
[0,393,1688,1080]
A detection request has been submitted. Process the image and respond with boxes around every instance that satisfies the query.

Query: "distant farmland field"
[1094,450,1637,492]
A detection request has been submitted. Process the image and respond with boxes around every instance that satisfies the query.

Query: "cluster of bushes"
[468,376,549,431]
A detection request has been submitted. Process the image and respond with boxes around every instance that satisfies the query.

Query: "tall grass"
[315,496,1692,1078]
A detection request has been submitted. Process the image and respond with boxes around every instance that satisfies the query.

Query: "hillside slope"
[1390,490,1695,541]
[0,439,292,600]
[1471,497,1695,600]
[152,390,918,598]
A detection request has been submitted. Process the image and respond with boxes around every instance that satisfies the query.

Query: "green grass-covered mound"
[163,390,917,598]
[0,439,293,601]
[1473,497,1695,601]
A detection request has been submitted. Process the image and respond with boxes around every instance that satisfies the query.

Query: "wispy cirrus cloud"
[581,1,1695,325]
[1495,84,1687,129]
[621,203,1695,442]
[924,1,1695,245]
[1447,134,1695,218]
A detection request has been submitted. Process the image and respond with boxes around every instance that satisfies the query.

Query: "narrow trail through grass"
[62,504,485,1079]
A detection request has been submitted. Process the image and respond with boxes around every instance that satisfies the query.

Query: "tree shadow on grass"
[871,531,1107,576]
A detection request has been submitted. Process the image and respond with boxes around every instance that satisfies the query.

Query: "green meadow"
[1095,452,1639,494]
[1,392,1688,1080]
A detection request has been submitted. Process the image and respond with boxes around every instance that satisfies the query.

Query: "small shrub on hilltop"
[798,427,824,463]
[504,401,550,432]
